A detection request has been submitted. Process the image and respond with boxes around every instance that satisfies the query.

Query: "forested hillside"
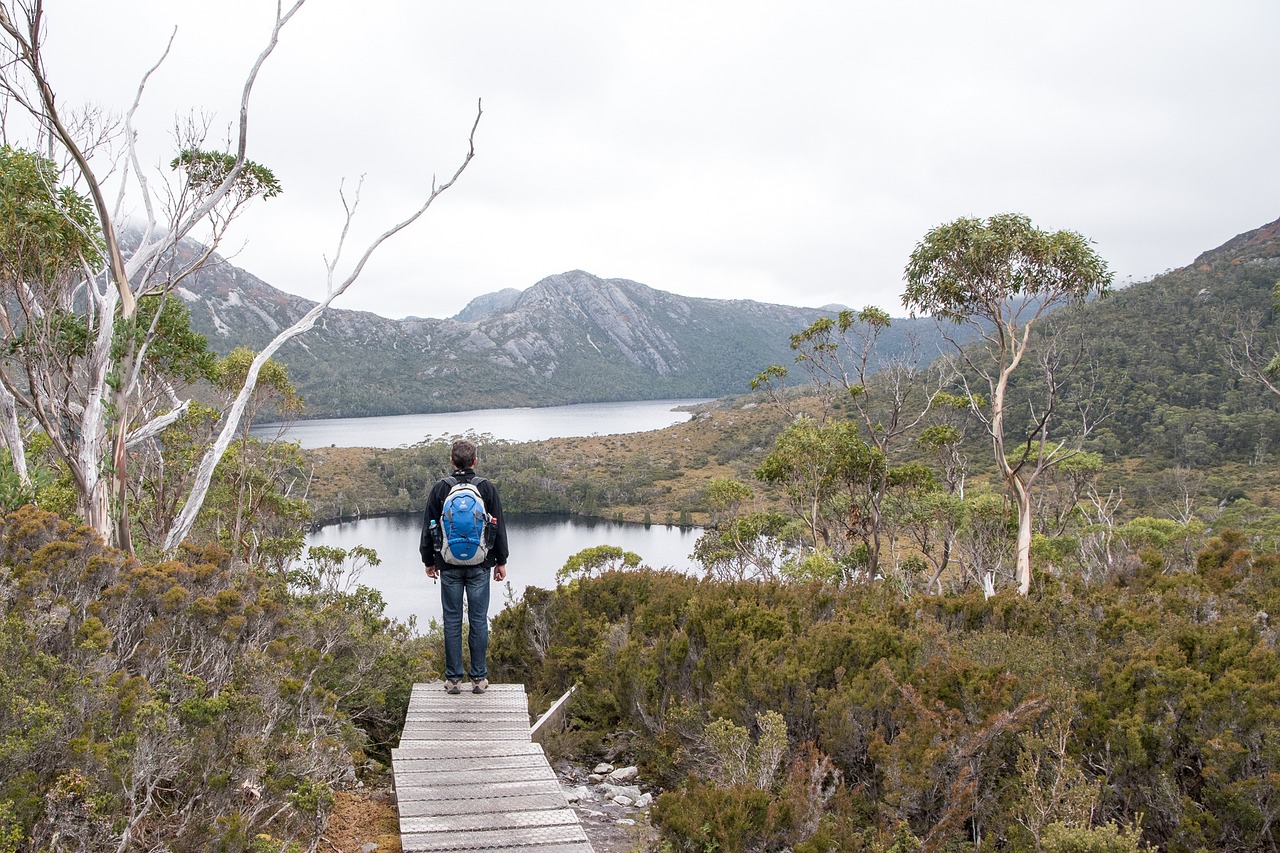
[1037,217,1280,465]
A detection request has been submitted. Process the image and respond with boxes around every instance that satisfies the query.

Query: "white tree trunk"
[164,303,329,551]
[78,286,119,541]
[1013,476,1034,596]
[0,385,28,485]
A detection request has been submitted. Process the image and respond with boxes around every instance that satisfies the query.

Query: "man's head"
[450,438,478,469]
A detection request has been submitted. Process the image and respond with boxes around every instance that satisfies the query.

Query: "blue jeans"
[440,565,491,682]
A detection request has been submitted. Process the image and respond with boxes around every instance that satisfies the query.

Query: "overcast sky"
[34,1,1280,320]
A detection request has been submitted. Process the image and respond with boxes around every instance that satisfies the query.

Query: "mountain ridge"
[175,260,951,418]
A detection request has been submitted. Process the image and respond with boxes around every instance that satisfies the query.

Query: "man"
[420,438,509,694]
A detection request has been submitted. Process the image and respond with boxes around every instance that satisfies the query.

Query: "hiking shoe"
[472,678,489,694]
[444,680,462,695]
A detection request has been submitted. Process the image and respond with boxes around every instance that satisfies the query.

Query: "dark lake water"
[308,512,703,628]
[254,398,712,449]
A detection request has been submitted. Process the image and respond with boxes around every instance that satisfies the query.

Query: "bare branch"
[164,101,483,552]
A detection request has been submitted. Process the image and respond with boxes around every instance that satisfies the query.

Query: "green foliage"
[0,801,22,853]
[902,213,1113,320]
[653,780,780,853]
[171,149,282,200]
[153,351,308,562]
[782,548,844,584]
[1267,280,1280,376]
[215,347,303,417]
[0,145,102,286]
[556,544,641,582]
[704,478,754,518]
[175,433,310,567]
[755,417,885,560]
[0,147,104,382]
[0,440,71,517]
[693,511,798,582]
[918,423,961,449]
[701,711,788,789]
[0,506,436,848]
[1040,821,1145,853]
[119,295,219,384]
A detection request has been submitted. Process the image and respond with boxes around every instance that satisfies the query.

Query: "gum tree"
[774,307,945,575]
[0,1,478,552]
[903,213,1112,595]
[755,417,886,578]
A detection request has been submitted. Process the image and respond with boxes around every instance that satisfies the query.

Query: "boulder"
[608,765,640,782]
[599,783,643,801]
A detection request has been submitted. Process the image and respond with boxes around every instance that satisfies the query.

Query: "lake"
[292,397,711,628]
[308,512,703,627]
[254,398,712,449]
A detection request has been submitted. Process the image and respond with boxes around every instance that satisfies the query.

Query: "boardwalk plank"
[396,792,570,818]
[393,682,594,853]
[396,763,558,783]
[396,778,563,802]
[399,722,524,737]
[404,720,532,729]
[402,838,593,853]
[400,823,590,852]
[394,742,546,760]
[394,754,552,773]
[400,808,580,833]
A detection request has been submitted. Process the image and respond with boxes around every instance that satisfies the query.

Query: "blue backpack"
[436,476,496,566]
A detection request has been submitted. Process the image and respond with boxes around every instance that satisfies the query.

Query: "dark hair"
[450,438,477,469]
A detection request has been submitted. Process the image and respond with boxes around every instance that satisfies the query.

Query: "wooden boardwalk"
[392,683,594,852]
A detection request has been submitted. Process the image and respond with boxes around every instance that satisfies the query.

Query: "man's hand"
[493,564,507,582]
[425,564,438,580]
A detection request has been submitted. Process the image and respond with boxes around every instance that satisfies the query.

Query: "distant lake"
[308,512,703,628]
[253,398,712,449]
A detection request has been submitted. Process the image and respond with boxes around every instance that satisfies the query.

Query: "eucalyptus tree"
[692,477,796,581]
[755,417,887,578]
[779,307,946,574]
[0,144,104,490]
[0,1,478,553]
[903,213,1112,595]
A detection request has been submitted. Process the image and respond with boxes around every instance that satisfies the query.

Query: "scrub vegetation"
[490,542,1280,852]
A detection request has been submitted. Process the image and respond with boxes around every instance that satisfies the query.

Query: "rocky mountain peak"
[453,288,524,323]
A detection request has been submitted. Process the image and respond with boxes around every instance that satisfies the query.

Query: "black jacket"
[419,468,509,568]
